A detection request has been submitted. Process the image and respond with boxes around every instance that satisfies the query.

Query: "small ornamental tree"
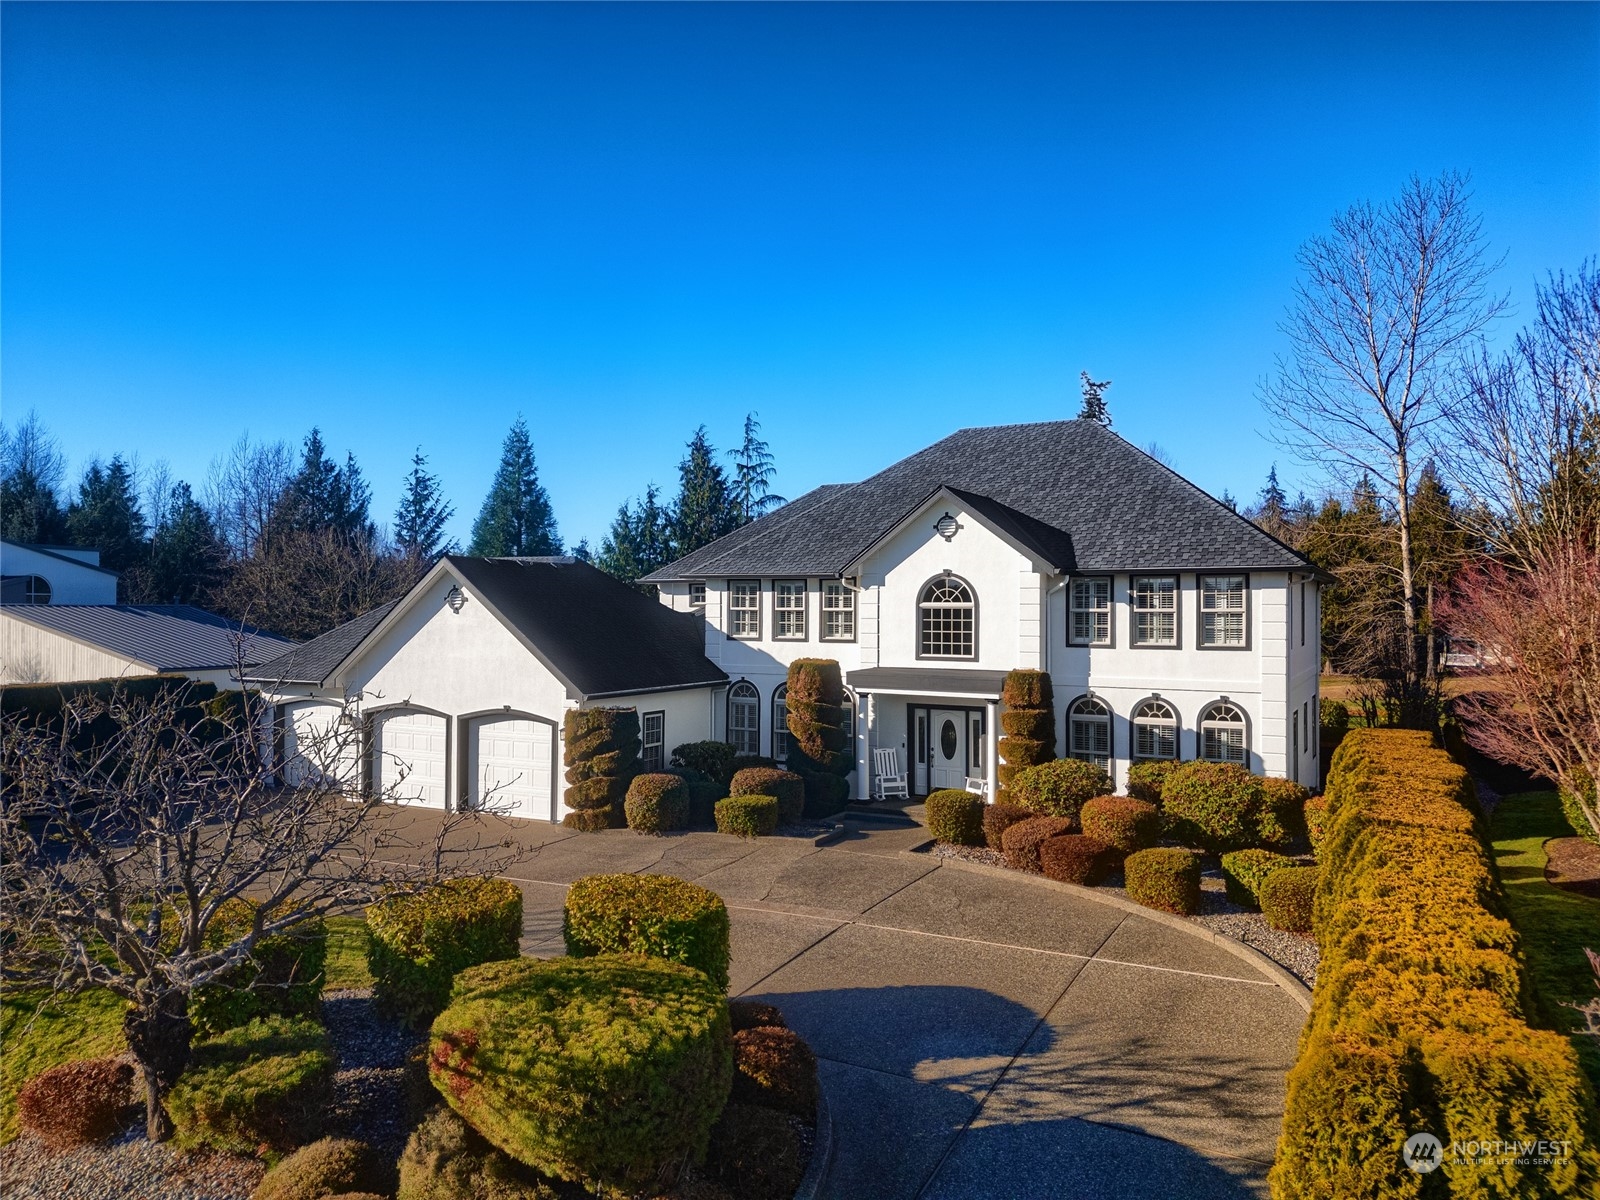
[785,659,854,817]
[999,670,1055,799]
[561,707,641,831]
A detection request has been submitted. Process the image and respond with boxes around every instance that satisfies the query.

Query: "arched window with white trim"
[1132,698,1178,761]
[1199,701,1248,764]
[772,684,790,764]
[1068,695,1111,770]
[919,574,976,659]
[728,681,761,757]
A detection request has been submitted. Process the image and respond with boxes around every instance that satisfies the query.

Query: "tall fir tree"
[598,484,673,584]
[469,416,561,556]
[272,429,374,544]
[66,456,147,576]
[729,413,785,524]
[1078,372,1113,427]
[671,427,737,555]
[393,447,453,560]
[134,482,224,605]
[0,412,68,544]
[1255,465,1289,536]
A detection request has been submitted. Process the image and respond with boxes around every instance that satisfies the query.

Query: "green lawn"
[322,914,373,990]
[1490,791,1600,1092]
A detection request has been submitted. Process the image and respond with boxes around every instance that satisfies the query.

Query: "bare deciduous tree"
[205,434,294,558]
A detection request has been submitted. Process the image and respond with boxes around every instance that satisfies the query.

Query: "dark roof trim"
[845,666,1010,697]
[583,676,731,700]
[1,541,120,577]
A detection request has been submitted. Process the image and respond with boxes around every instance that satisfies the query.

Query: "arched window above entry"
[1133,698,1178,761]
[919,575,976,659]
[1068,695,1111,770]
[728,681,761,757]
[1199,701,1248,764]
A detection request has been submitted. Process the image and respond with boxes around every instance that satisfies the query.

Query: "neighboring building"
[0,604,297,689]
[644,419,1325,799]
[245,556,726,821]
[0,541,119,605]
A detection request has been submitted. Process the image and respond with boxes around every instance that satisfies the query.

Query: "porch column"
[985,699,999,803]
[856,693,872,802]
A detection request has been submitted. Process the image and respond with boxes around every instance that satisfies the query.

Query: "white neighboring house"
[244,556,727,820]
[1,540,119,605]
[643,418,1326,799]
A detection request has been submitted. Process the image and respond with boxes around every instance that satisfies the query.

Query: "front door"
[929,709,967,791]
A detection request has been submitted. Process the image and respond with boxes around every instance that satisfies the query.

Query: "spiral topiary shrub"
[1001,815,1075,873]
[366,878,524,1028]
[561,707,640,830]
[998,670,1055,798]
[396,1105,557,1200]
[1259,864,1318,933]
[983,800,1032,851]
[715,794,779,838]
[1008,759,1110,823]
[623,773,690,834]
[1039,833,1113,886]
[705,1102,808,1200]
[1125,759,1180,805]
[1079,795,1160,855]
[728,998,786,1032]
[1161,761,1297,852]
[785,659,854,817]
[1123,848,1203,915]
[730,1026,818,1117]
[17,1056,136,1150]
[729,767,806,825]
[1219,848,1296,908]
[428,954,733,1191]
[925,788,985,846]
[563,873,731,990]
[167,1016,335,1154]
[253,1137,394,1200]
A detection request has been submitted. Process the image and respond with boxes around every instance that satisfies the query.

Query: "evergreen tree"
[1218,489,1238,512]
[272,429,374,544]
[66,456,147,575]
[598,485,673,584]
[1254,465,1289,536]
[393,447,453,560]
[568,538,592,563]
[671,427,737,555]
[134,482,224,605]
[1078,372,1113,427]
[729,413,785,524]
[0,412,68,544]
[468,416,561,556]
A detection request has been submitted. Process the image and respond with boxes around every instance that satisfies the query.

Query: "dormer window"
[918,574,976,659]
[689,582,706,608]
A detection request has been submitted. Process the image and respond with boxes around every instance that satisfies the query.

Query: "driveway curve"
[427,814,1306,1200]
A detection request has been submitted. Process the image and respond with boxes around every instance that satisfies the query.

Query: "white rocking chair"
[872,748,910,801]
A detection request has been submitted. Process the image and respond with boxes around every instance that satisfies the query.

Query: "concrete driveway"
[419,814,1306,1200]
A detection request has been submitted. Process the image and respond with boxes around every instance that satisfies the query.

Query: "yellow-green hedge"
[1271,729,1600,1199]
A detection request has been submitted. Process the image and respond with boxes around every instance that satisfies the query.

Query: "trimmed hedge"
[1125,759,1180,805]
[397,1105,558,1200]
[189,903,327,1036]
[1271,727,1600,1199]
[671,741,738,787]
[728,999,786,1033]
[167,1016,334,1154]
[624,772,690,834]
[1008,758,1111,823]
[17,1056,135,1150]
[983,801,1032,851]
[785,659,854,818]
[563,872,731,990]
[1001,815,1075,873]
[705,1102,807,1200]
[428,954,733,1191]
[561,707,640,830]
[998,670,1055,797]
[715,794,779,838]
[1039,833,1113,886]
[1219,848,1296,908]
[367,878,524,1029]
[925,788,985,846]
[1260,865,1317,933]
[1303,794,1330,859]
[731,1026,818,1117]
[253,1137,394,1200]
[1161,761,1301,852]
[1123,848,1202,915]
[730,767,806,825]
[1079,795,1159,854]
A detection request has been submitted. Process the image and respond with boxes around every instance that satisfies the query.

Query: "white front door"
[372,709,448,808]
[929,709,967,791]
[467,715,554,821]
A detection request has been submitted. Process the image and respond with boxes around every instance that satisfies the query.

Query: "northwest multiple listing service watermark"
[1404,1131,1574,1174]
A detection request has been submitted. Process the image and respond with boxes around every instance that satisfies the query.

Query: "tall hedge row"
[784,659,853,817]
[998,670,1054,798]
[1271,728,1600,1200]
[561,707,640,831]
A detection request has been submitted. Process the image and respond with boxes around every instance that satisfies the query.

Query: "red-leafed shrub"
[704,1102,806,1200]
[982,801,1032,851]
[1079,796,1160,854]
[731,1027,818,1118]
[1123,848,1203,915]
[1039,834,1113,886]
[727,999,786,1033]
[17,1056,136,1149]
[1001,815,1075,873]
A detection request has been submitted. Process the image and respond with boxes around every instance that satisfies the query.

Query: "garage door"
[282,702,356,789]
[372,709,448,808]
[466,715,554,821]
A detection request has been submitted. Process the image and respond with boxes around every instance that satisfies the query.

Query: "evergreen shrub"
[729,767,806,825]
[1125,759,1180,804]
[925,788,985,846]
[998,670,1055,797]
[1039,833,1113,886]
[1001,815,1075,873]
[1079,795,1160,854]
[1123,848,1202,915]
[167,1016,334,1154]
[1008,759,1110,823]
[784,660,854,818]
[624,773,690,834]
[714,794,779,838]
[561,707,640,829]
[563,872,730,990]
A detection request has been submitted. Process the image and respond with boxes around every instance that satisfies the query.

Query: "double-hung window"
[822,581,855,641]
[1132,576,1178,646]
[1200,575,1247,647]
[641,711,665,772]
[689,582,706,608]
[1068,697,1112,769]
[728,580,761,639]
[774,580,807,639]
[728,682,761,756]
[1069,577,1112,645]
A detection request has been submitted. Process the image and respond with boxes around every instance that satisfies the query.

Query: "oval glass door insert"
[940,719,958,761]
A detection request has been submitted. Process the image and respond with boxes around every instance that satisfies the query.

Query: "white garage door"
[467,715,554,821]
[372,709,448,808]
[282,702,355,789]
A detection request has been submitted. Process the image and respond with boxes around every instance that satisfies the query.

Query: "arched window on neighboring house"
[918,574,976,659]
[1068,695,1112,770]
[728,681,761,757]
[1,574,51,604]
[772,684,789,764]
[1132,698,1179,761]
[1199,701,1249,764]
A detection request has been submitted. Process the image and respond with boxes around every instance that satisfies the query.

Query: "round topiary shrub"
[671,740,738,787]
[366,877,524,1029]
[167,1016,335,1154]
[252,1137,394,1200]
[1125,760,1180,805]
[998,670,1055,798]
[428,954,733,1191]
[982,800,1032,851]
[1124,848,1203,915]
[17,1056,136,1150]
[731,1026,817,1118]
[925,789,985,846]
[1039,833,1114,886]
[624,773,690,835]
[704,1102,807,1200]
[1303,794,1330,859]
[562,707,641,830]
[1258,777,1310,848]
[728,998,786,1032]
[1260,865,1319,933]
[730,767,806,825]
[1001,815,1076,873]
[186,898,328,1036]
[397,1105,558,1200]
[1079,796,1160,854]
[1160,761,1267,852]
[715,794,779,838]
[1219,849,1296,908]
[1008,759,1111,822]
[563,873,731,990]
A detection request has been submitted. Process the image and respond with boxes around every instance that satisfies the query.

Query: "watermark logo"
[1401,1130,1573,1173]
[1404,1133,1443,1173]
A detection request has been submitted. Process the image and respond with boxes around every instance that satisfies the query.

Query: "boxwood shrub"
[1259,776,1311,847]
[182,899,327,1036]
[1260,865,1318,933]
[428,954,733,1191]
[561,707,640,830]
[925,788,985,846]
[1079,795,1159,854]
[730,767,806,825]
[1161,761,1299,852]
[1123,848,1202,915]
[1001,815,1075,873]
[167,1016,334,1154]
[562,872,730,990]
[1039,833,1113,886]
[623,773,690,834]
[254,1137,394,1200]
[1125,759,1180,805]
[17,1057,135,1150]
[1008,759,1110,823]
[670,740,737,787]
[731,1026,818,1117]
[983,800,1032,851]
[396,1105,557,1200]
[715,794,779,838]
[366,878,524,1029]
[1218,848,1296,908]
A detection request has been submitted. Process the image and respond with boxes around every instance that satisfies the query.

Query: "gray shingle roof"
[3,604,297,673]
[643,420,1314,581]
[243,601,400,685]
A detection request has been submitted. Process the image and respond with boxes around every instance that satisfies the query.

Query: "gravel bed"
[930,841,1006,869]
[0,1125,263,1200]
[322,988,426,1160]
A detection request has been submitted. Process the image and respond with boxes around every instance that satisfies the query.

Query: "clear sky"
[4,2,1597,549]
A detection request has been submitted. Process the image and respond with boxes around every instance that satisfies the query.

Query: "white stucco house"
[1,540,119,605]
[249,418,1322,820]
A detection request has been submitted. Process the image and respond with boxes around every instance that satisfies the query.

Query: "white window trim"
[821,580,856,642]
[1131,575,1179,648]
[1068,696,1112,769]
[1069,576,1113,646]
[774,579,808,640]
[689,582,706,608]
[918,574,978,660]
[641,710,665,773]
[1198,574,1248,649]
[728,579,761,640]
[1132,699,1179,761]
[1199,701,1248,764]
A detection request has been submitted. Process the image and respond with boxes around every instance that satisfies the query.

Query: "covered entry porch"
[847,667,1004,801]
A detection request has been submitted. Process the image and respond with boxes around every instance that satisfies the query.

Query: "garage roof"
[2,604,297,673]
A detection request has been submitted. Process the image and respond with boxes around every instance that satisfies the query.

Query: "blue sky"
[4,2,1597,549]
